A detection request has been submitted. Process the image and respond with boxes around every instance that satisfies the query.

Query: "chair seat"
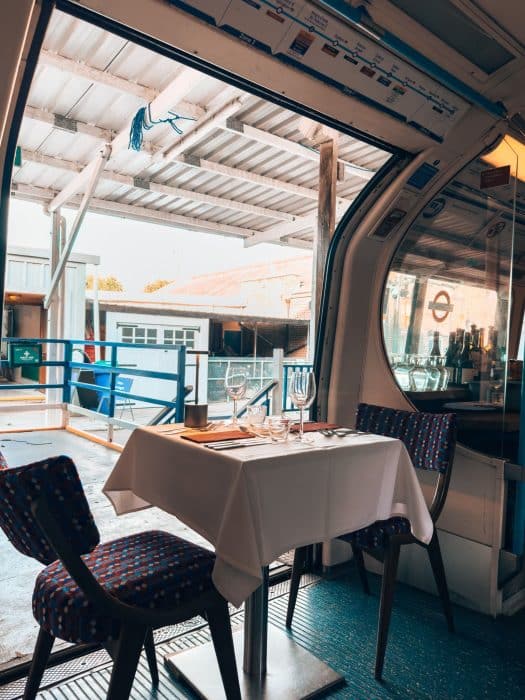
[337,517,412,550]
[32,530,215,643]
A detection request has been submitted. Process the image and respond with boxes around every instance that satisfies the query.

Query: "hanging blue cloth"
[128,104,197,151]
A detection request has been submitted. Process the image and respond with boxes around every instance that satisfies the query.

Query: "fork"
[320,428,361,437]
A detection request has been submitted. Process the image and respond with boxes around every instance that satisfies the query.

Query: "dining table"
[103,423,434,699]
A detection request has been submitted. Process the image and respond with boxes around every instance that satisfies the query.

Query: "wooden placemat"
[181,429,255,443]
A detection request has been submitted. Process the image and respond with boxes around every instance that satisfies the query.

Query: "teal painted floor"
[4,568,524,699]
[269,572,525,700]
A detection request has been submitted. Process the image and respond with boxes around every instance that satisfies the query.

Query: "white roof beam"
[159,97,244,162]
[180,155,349,206]
[45,145,111,308]
[39,49,159,102]
[21,149,298,222]
[223,119,376,181]
[244,198,350,247]
[244,214,317,247]
[47,66,203,210]
[12,183,259,239]
[24,105,116,143]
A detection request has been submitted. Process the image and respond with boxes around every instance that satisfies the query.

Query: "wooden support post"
[404,277,428,356]
[310,139,338,358]
[47,211,65,405]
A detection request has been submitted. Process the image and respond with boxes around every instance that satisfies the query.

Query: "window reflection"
[383,140,523,460]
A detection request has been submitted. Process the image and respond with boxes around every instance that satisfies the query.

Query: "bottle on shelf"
[430,330,441,357]
[471,328,481,380]
[444,332,457,384]
[458,331,476,385]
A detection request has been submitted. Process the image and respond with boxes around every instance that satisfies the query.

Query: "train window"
[383,137,524,460]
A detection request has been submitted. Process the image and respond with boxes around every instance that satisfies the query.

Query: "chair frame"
[24,493,241,700]
[286,411,456,681]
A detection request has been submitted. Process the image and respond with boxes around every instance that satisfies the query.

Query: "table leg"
[165,566,344,699]
[243,566,268,678]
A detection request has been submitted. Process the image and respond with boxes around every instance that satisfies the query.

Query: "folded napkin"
[290,422,341,433]
[181,429,255,443]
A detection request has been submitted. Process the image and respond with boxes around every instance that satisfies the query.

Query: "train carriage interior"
[2,1,525,699]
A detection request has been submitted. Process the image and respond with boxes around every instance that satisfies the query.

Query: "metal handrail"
[0,337,187,422]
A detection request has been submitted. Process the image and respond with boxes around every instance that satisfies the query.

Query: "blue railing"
[282,362,314,412]
[0,338,187,423]
[0,339,312,422]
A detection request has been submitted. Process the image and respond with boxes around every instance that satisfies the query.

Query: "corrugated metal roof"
[12,9,391,248]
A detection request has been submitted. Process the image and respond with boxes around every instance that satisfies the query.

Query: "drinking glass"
[425,356,441,391]
[245,405,267,435]
[393,354,412,390]
[289,370,316,441]
[268,416,291,442]
[225,365,247,427]
[409,356,429,391]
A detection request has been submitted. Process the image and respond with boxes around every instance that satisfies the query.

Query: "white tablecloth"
[103,427,433,607]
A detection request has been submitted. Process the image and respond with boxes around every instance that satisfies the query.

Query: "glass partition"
[383,136,525,460]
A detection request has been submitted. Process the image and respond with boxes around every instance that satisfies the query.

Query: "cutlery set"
[206,438,271,450]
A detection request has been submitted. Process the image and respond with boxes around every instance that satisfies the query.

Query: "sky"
[8,199,309,293]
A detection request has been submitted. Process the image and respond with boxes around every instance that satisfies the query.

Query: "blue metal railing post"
[62,341,72,404]
[108,345,118,419]
[282,367,289,413]
[176,345,186,423]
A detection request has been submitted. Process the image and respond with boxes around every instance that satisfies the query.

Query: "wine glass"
[289,370,316,441]
[225,365,247,427]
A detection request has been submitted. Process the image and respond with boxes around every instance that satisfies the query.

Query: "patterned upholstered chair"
[0,454,241,700]
[286,403,457,680]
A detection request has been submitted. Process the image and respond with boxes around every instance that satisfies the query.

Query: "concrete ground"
[0,427,212,670]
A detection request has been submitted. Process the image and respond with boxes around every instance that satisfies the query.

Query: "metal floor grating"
[0,576,318,700]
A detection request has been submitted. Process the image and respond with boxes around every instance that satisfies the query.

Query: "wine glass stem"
[232,398,237,426]
[299,406,304,440]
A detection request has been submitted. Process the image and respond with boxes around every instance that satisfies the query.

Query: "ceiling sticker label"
[220,1,306,53]
[480,165,511,189]
[167,0,232,24]
[166,0,469,141]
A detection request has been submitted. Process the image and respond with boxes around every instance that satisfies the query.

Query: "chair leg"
[375,540,400,681]
[144,628,159,686]
[207,600,241,700]
[426,532,454,633]
[106,625,146,700]
[351,543,370,595]
[286,546,308,628]
[23,627,55,700]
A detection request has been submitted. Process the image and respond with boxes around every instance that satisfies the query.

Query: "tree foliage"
[143,279,172,293]
[86,274,124,291]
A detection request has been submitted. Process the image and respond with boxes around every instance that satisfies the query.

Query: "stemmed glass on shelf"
[289,370,316,441]
[224,365,248,427]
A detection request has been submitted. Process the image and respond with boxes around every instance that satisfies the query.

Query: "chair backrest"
[0,455,99,565]
[356,403,457,520]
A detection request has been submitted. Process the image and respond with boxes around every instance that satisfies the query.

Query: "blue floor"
[269,571,525,699]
